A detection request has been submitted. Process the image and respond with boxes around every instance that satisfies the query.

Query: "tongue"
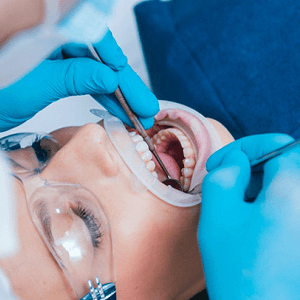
[153,151,181,182]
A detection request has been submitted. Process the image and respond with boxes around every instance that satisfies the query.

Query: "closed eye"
[72,204,103,248]
[34,200,103,249]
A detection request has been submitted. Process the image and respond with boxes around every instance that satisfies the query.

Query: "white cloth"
[0,153,18,258]
[0,269,19,300]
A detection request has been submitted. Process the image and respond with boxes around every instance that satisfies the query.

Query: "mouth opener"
[88,44,183,191]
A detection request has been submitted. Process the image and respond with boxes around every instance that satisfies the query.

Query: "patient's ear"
[207,118,235,146]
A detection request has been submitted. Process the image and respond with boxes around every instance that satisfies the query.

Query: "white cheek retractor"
[91,100,223,208]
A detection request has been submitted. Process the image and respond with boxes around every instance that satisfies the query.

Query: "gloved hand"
[198,133,300,299]
[0,29,159,131]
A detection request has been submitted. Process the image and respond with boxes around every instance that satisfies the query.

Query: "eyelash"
[72,204,103,248]
[36,200,103,249]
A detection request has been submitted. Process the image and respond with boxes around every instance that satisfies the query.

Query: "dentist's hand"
[0,30,159,131]
[198,134,300,300]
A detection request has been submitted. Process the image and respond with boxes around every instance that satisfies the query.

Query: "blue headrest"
[135,0,300,139]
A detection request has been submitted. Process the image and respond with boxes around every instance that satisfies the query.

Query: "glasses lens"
[0,133,61,173]
[27,183,115,299]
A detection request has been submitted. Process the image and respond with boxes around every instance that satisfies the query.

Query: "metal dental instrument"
[189,138,300,195]
[88,45,183,191]
[249,138,300,171]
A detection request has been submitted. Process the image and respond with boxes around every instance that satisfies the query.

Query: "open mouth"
[127,107,213,192]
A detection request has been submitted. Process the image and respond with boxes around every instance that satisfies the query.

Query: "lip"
[148,100,223,191]
[152,108,212,170]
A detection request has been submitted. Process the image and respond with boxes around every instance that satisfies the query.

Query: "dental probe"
[88,44,183,191]
[189,138,300,195]
[249,138,300,171]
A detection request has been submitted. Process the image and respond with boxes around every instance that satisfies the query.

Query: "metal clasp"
[81,277,116,300]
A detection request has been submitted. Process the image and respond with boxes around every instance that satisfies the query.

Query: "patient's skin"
[0,118,233,300]
[0,0,79,45]
[0,0,44,45]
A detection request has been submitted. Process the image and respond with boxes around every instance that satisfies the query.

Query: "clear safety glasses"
[0,133,116,300]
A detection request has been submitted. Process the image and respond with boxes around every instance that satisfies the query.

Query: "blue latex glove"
[0,30,159,131]
[198,133,300,299]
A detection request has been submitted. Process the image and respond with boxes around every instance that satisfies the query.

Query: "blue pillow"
[135,0,300,139]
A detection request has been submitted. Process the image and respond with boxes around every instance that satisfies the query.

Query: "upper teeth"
[129,128,196,192]
[129,131,158,178]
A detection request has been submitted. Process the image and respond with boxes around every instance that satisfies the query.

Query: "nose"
[41,123,120,183]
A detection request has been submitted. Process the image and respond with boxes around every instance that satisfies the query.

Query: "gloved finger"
[49,43,94,60]
[49,29,127,71]
[92,94,155,130]
[263,149,300,193]
[258,150,300,221]
[48,46,66,60]
[93,29,127,70]
[244,171,264,202]
[46,58,119,99]
[116,65,159,118]
[207,133,294,172]
[201,149,251,226]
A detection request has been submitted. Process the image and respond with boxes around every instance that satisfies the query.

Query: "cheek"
[0,181,75,300]
[112,217,168,296]
[109,200,183,297]
[207,118,235,146]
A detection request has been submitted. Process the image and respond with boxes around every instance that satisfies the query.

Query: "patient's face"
[0,106,233,300]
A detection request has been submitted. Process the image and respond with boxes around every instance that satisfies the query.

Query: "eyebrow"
[32,199,67,268]
[7,157,29,173]
[33,200,54,244]
[9,172,23,184]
